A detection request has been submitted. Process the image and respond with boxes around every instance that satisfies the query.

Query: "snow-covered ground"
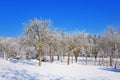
[0,58,120,80]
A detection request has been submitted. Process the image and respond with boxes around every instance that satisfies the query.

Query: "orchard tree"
[105,27,120,68]
[0,38,18,60]
[92,35,100,65]
[24,18,51,66]
[47,31,57,63]
[66,32,86,65]
[59,31,68,62]
[84,34,93,65]
[72,33,85,63]
[15,37,28,59]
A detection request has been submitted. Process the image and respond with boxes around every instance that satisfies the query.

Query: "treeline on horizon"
[0,18,120,69]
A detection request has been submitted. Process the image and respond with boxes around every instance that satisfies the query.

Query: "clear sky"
[0,0,120,37]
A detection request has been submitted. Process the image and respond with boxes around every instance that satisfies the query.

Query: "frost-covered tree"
[24,18,51,66]
[0,38,18,59]
[84,34,93,65]
[58,31,68,62]
[92,35,101,65]
[104,27,120,68]
[72,33,85,63]
[66,32,86,65]
[46,31,57,63]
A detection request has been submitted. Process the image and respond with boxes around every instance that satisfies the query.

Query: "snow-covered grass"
[0,58,120,80]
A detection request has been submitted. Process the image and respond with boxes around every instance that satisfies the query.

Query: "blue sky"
[0,0,120,37]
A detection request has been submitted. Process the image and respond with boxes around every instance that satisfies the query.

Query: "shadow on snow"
[99,68,120,73]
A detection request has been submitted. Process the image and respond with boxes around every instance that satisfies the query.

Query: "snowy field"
[0,58,120,80]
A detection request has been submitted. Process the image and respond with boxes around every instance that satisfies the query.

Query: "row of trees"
[0,18,120,68]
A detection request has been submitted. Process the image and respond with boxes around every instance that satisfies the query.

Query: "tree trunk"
[4,51,8,60]
[85,55,87,65]
[72,55,73,64]
[52,55,54,62]
[94,58,97,65]
[49,46,53,63]
[61,55,63,62]
[67,49,70,65]
[102,53,104,66]
[63,54,65,59]
[75,55,78,63]
[50,55,52,63]
[57,55,60,61]
[4,51,6,60]
[39,46,42,66]
[98,55,101,65]
[110,52,113,67]
[85,51,88,65]
[74,51,78,63]
[94,50,98,65]
[114,58,118,69]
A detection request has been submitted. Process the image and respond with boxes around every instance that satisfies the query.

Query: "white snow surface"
[0,58,120,80]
